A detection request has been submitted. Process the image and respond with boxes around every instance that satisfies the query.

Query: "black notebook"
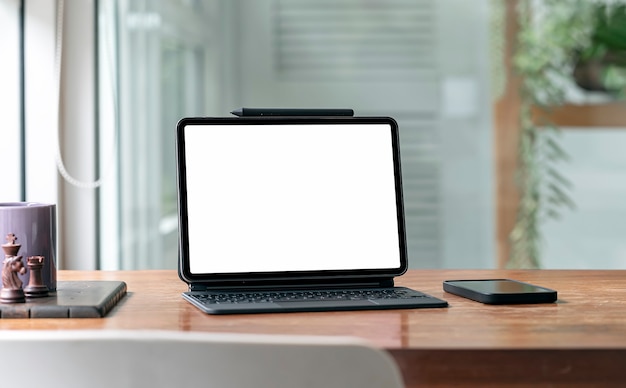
[176,115,448,314]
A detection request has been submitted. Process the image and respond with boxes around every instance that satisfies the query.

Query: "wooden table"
[2,269,625,387]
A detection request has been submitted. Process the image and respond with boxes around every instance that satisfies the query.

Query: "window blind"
[273,0,442,267]
[274,0,437,81]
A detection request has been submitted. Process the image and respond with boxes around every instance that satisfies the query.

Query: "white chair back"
[0,330,404,388]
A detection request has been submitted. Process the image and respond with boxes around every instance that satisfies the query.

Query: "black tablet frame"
[176,116,407,289]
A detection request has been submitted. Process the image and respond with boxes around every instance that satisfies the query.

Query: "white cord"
[54,0,117,189]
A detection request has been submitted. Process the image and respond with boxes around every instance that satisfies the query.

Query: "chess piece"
[1,233,27,303]
[24,256,49,298]
[1,256,27,303]
[1,233,20,257]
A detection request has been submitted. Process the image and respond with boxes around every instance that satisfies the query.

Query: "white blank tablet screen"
[183,123,402,274]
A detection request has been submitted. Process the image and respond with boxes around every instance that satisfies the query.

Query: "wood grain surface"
[1,269,625,387]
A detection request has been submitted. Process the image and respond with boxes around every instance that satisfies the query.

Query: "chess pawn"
[24,256,49,298]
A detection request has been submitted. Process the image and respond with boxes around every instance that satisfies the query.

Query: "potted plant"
[508,0,626,269]
[573,3,626,93]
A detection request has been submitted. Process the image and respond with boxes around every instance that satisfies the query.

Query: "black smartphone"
[443,279,557,304]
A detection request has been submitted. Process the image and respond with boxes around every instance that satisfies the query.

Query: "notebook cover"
[0,281,127,319]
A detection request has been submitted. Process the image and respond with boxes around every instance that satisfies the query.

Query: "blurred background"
[1,0,625,270]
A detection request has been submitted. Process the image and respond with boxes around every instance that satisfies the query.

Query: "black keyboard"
[190,287,428,305]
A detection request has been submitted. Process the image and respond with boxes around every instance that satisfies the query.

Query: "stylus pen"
[230,108,355,117]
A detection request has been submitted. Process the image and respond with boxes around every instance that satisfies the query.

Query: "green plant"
[508,0,626,269]
[575,3,626,93]
[507,0,593,268]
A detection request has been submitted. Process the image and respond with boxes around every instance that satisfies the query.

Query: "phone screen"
[445,280,551,294]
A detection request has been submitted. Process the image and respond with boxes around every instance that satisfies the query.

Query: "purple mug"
[0,203,57,291]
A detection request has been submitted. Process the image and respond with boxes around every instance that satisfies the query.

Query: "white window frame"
[24,0,98,270]
[0,0,22,200]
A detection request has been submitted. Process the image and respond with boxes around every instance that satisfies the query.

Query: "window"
[98,0,495,269]
[14,0,617,270]
[98,0,216,269]
[543,129,626,268]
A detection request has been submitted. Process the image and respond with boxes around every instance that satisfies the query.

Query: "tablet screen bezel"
[176,116,408,286]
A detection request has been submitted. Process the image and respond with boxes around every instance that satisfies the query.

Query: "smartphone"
[443,279,557,304]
